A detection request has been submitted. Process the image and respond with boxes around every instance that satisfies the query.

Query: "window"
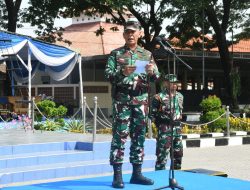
[82,61,106,82]
[41,76,50,84]
[95,62,105,81]
[82,61,94,81]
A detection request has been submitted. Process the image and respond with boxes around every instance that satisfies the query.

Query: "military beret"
[164,74,178,82]
[124,18,141,31]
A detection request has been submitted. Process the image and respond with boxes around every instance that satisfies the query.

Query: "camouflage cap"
[164,74,178,83]
[124,18,141,31]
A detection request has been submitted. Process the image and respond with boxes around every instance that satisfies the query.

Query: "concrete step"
[0,139,157,186]
[0,141,92,156]
[0,150,93,169]
[0,155,156,185]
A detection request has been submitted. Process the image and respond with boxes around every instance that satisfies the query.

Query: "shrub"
[34,123,43,130]
[182,125,189,134]
[55,118,65,126]
[151,122,158,138]
[36,100,67,119]
[242,105,250,117]
[35,100,68,131]
[66,119,91,133]
[229,117,250,131]
[56,106,68,118]
[97,128,112,134]
[200,111,226,132]
[39,120,61,131]
[200,95,222,113]
[200,95,226,132]
[181,124,209,134]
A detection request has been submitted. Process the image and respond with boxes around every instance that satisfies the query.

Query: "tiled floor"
[0,128,112,146]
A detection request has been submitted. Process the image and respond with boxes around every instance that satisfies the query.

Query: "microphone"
[155,36,192,70]
[155,36,164,43]
[155,37,174,53]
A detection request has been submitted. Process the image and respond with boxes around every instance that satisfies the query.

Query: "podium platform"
[183,168,228,177]
[3,170,250,190]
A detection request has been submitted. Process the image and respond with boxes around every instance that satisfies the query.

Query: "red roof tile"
[171,36,250,53]
[57,22,250,56]
[57,22,125,56]
[211,39,250,52]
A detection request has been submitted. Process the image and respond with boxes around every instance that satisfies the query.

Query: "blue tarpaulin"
[0,30,80,82]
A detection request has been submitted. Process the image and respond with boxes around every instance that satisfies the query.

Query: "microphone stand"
[147,73,152,139]
[156,38,192,71]
[155,38,192,190]
[155,91,184,190]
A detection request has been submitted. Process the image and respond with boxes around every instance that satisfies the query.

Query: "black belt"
[116,86,148,96]
[116,86,130,94]
[129,89,148,96]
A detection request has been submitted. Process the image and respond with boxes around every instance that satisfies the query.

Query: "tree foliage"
[1,0,250,107]
[2,0,250,50]
[21,1,250,50]
[168,0,250,47]
[0,0,23,32]
[21,0,177,50]
[23,0,250,108]
[167,0,249,108]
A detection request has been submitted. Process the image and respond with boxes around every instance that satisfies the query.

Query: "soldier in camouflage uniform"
[105,18,160,188]
[151,74,184,171]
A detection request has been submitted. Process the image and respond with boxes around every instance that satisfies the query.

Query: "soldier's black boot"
[174,156,182,170]
[112,164,124,188]
[130,164,154,185]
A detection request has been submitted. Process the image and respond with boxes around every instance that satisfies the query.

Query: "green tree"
[0,0,23,32]
[22,0,174,50]
[18,0,250,107]
[0,0,23,96]
[166,0,250,109]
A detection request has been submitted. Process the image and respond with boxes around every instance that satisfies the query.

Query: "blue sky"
[16,0,243,39]
[16,0,72,37]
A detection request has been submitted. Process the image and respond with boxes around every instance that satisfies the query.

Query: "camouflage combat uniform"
[151,89,184,170]
[105,45,160,165]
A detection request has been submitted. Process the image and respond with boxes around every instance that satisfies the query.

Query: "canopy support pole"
[28,48,32,118]
[10,60,15,96]
[78,55,85,133]
[16,54,29,70]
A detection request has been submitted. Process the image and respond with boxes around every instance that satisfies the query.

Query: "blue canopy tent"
[0,30,84,118]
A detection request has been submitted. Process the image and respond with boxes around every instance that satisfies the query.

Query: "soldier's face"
[123,29,141,47]
[164,81,177,91]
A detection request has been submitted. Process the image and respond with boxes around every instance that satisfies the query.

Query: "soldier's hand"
[145,63,154,76]
[123,65,136,76]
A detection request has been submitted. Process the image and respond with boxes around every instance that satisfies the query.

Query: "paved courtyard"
[0,128,249,182]
[182,145,250,181]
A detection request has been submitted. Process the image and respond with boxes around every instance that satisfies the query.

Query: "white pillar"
[83,96,86,133]
[31,97,35,131]
[93,96,98,142]
[226,106,230,137]
[28,48,32,118]
[78,55,84,121]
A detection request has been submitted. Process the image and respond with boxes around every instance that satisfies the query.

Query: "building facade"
[1,12,250,115]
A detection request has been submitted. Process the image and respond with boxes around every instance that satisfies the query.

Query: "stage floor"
[3,170,250,190]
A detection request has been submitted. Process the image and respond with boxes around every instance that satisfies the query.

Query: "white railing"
[176,50,250,60]
[4,95,250,143]
[180,106,250,138]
